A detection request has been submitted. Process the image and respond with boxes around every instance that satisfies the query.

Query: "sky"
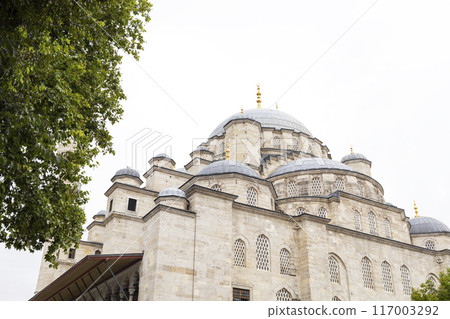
[2,0,450,300]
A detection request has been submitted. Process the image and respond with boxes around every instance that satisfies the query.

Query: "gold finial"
[276,102,278,110]
[414,201,419,218]
[350,145,353,154]
[256,84,261,109]
[241,106,243,114]
[226,142,230,160]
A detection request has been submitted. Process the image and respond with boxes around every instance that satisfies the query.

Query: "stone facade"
[34,107,450,301]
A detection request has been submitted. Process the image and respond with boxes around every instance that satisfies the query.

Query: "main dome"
[209,108,312,138]
[269,158,355,178]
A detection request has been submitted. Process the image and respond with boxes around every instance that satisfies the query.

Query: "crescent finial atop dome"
[256,84,261,109]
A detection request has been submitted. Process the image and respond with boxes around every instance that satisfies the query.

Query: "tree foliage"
[0,0,151,266]
[411,268,450,301]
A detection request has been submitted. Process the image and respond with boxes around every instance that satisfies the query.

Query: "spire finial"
[226,142,230,160]
[276,102,278,110]
[256,84,261,109]
[414,201,419,218]
[241,106,243,114]
[350,145,353,154]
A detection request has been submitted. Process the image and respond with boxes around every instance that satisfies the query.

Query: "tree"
[411,268,450,301]
[0,0,151,266]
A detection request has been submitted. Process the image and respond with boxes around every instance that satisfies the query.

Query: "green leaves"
[0,0,151,267]
[411,268,450,301]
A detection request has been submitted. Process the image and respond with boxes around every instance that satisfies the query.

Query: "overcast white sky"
[2,0,450,301]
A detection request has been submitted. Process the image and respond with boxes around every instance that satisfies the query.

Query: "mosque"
[32,87,450,301]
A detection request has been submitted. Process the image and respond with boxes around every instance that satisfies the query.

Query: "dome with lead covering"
[209,108,312,138]
[198,160,258,178]
[341,153,370,163]
[269,158,355,178]
[154,153,172,159]
[409,216,450,234]
[158,188,186,198]
[94,210,106,216]
[113,167,141,179]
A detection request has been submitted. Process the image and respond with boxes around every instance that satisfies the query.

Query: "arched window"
[427,275,438,288]
[425,240,436,250]
[280,248,291,275]
[292,138,299,151]
[295,207,306,215]
[308,144,313,154]
[276,288,292,301]
[256,235,270,271]
[219,141,225,154]
[381,261,394,293]
[287,181,298,197]
[335,178,345,191]
[318,207,327,218]
[211,184,222,192]
[234,239,246,267]
[247,187,257,206]
[273,136,281,149]
[311,177,322,196]
[384,218,391,238]
[354,211,362,230]
[361,257,374,289]
[368,212,377,234]
[332,296,341,301]
[400,265,412,295]
[358,181,366,197]
[328,256,340,284]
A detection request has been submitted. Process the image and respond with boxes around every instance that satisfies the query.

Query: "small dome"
[176,167,187,173]
[194,146,211,152]
[158,188,186,198]
[94,210,106,217]
[409,216,450,234]
[341,153,369,163]
[113,167,140,179]
[209,108,312,138]
[269,158,354,178]
[154,153,172,159]
[198,160,259,178]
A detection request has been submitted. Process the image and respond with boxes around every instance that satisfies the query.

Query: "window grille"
[427,276,438,288]
[280,249,291,275]
[234,239,246,267]
[308,145,313,154]
[368,212,377,234]
[295,207,306,215]
[332,296,341,301]
[384,218,391,238]
[233,288,250,301]
[361,257,374,289]
[335,178,345,191]
[256,235,270,271]
[328,256,340,284]
[425,240,436,250]
[292,138,299,150]
[354,211,362,230]
[400,265,412,295]
[211,184,222,192]
[273,136,281,149]
[127,198,137,212]
[311,177,322,196]
[276,288,292,301]
[381,261,394,293]
[287,181,298,197]
[358,181,365,197]
[68,248,76,259]
[219,141,225,154]
[247,187,257,206]
[318,207,327,218]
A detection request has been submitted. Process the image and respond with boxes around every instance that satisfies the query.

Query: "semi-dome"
[341,153,370,163]
[269,158,354,178]
[113,167,141,179]
[154,153,172,159]
[409,216,450,234]
[198,160,259,178]
[209,108,312,138]
[158,188,186,198]
[93,210,106,218]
